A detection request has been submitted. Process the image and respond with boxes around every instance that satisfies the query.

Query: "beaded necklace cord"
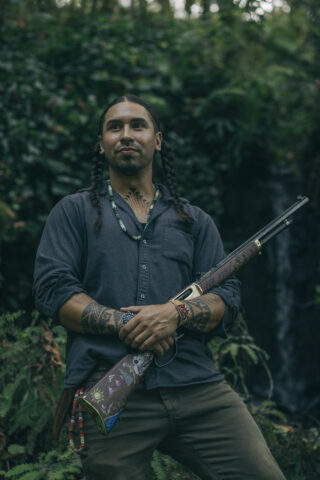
[69,388,85,453]
[107,179,160,241]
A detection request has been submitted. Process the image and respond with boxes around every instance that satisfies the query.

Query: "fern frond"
[0,373,28,417]
[4,463,33,478]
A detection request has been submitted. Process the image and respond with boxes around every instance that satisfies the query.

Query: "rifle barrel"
[259,218,292,246]
[215,195,308,269]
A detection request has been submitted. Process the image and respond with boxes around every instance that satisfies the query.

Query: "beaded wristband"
[169,300,191,326]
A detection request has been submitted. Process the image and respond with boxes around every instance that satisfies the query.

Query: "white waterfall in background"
[270,174,302,411]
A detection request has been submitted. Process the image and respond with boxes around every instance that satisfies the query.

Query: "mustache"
[116,145,141,153]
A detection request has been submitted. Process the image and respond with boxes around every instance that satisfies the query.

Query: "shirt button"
[143,239,147,244]
[140,293,145,299]
[142,264,147,270]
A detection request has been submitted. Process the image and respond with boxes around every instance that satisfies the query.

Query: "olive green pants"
[79,370,285,480]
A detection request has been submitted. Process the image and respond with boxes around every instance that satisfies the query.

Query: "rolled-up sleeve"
[33,195,86,317]
[192,209,241,337]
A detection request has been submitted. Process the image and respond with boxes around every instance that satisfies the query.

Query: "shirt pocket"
[163,219,194,269]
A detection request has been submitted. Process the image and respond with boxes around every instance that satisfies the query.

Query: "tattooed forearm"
[184,300,211,331]
[81,302,124,335]
[176,294,225,333]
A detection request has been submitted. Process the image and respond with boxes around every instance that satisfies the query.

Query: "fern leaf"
[229,343,239,358]
[151,451,167,480]
[4,463,33,478]
[19,471,44,480]
[241,345,259,364]
[0,373,27,417]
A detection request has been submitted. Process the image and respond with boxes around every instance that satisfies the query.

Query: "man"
[33,95,285,480]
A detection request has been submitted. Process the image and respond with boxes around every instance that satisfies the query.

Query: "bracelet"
[169,300,191,326]
[117,311,136,334]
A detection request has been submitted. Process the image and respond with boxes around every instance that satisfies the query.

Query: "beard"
[111,162,145,176]
[105,154,153,177]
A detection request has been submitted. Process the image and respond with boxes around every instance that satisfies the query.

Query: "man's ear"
[98,135,104,154]
[155,131,163,152]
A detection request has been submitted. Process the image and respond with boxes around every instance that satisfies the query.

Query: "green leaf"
[229,343,239,359]
[241,345,259,365]
[8,444,25,455]
[0,373,27,417]
[4,463,33,478]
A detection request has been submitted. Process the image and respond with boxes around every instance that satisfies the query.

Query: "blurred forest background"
[0,0,320,478]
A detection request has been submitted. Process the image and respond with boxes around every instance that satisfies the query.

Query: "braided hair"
[90,143,105,230]
[90,94,193,229]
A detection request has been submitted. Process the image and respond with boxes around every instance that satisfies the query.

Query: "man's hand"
[119,303,179,354]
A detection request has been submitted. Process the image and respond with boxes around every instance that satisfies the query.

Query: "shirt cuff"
[35,273,86,318]
[206,285,240,338]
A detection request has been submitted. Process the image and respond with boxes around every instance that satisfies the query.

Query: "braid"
[161,139,193,224]
[90,143,105,230]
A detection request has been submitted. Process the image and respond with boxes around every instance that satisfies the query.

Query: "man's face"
[98,101,162,177]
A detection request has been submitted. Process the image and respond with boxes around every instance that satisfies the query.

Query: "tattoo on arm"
[180,294,223,332]
[184,300,211,331]
[81,302,123,335]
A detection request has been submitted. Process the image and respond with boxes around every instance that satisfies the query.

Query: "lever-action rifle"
[78,195,309,434]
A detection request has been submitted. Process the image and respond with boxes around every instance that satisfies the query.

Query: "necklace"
[107,179,160,241]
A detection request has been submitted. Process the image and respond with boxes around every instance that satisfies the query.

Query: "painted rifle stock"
[78,195,309,434]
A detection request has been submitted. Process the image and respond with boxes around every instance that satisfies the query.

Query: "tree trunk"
[81,0,88,13]
[184,0,193,16]
[202,0,211,18]
[138,0,147,17]
[158,0,173,17]
[91,0,99,13]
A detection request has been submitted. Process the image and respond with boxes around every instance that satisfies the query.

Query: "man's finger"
[120,306,141,312]
[151,344,164,356]
[139,333,168,351]
[157,340,169,352]
[124,327,149,347]
[128,330,152,349]
[119,315,142,340]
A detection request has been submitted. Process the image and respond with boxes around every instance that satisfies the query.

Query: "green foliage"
[255,415,320,480]
[151,450,200,480]
[1,3,319,313]
[1,309,319,478]
[0,311,66,461]
[209,315,273,401]
[0,201,15,241]
[0,310,87,479]
[2,448,83,480]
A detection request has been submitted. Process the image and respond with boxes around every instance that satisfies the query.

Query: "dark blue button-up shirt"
[33,182,240,388]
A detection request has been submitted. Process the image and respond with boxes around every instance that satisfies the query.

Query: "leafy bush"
[256,415,320,480]
[0,311,65,466]
[1,449,83,480]
[1,310,319,479]
[209,315,273,401]
[1,6,319,314]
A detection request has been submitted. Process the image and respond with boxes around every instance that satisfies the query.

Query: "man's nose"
[121,125,133,141]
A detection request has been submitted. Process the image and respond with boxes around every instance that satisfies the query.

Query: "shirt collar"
[99,179,173,202]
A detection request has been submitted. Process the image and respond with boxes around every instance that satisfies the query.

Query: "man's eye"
[132,122,144,129]
[109,124,121,131]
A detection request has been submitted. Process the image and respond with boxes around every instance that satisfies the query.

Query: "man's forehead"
[104,101,152,123]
